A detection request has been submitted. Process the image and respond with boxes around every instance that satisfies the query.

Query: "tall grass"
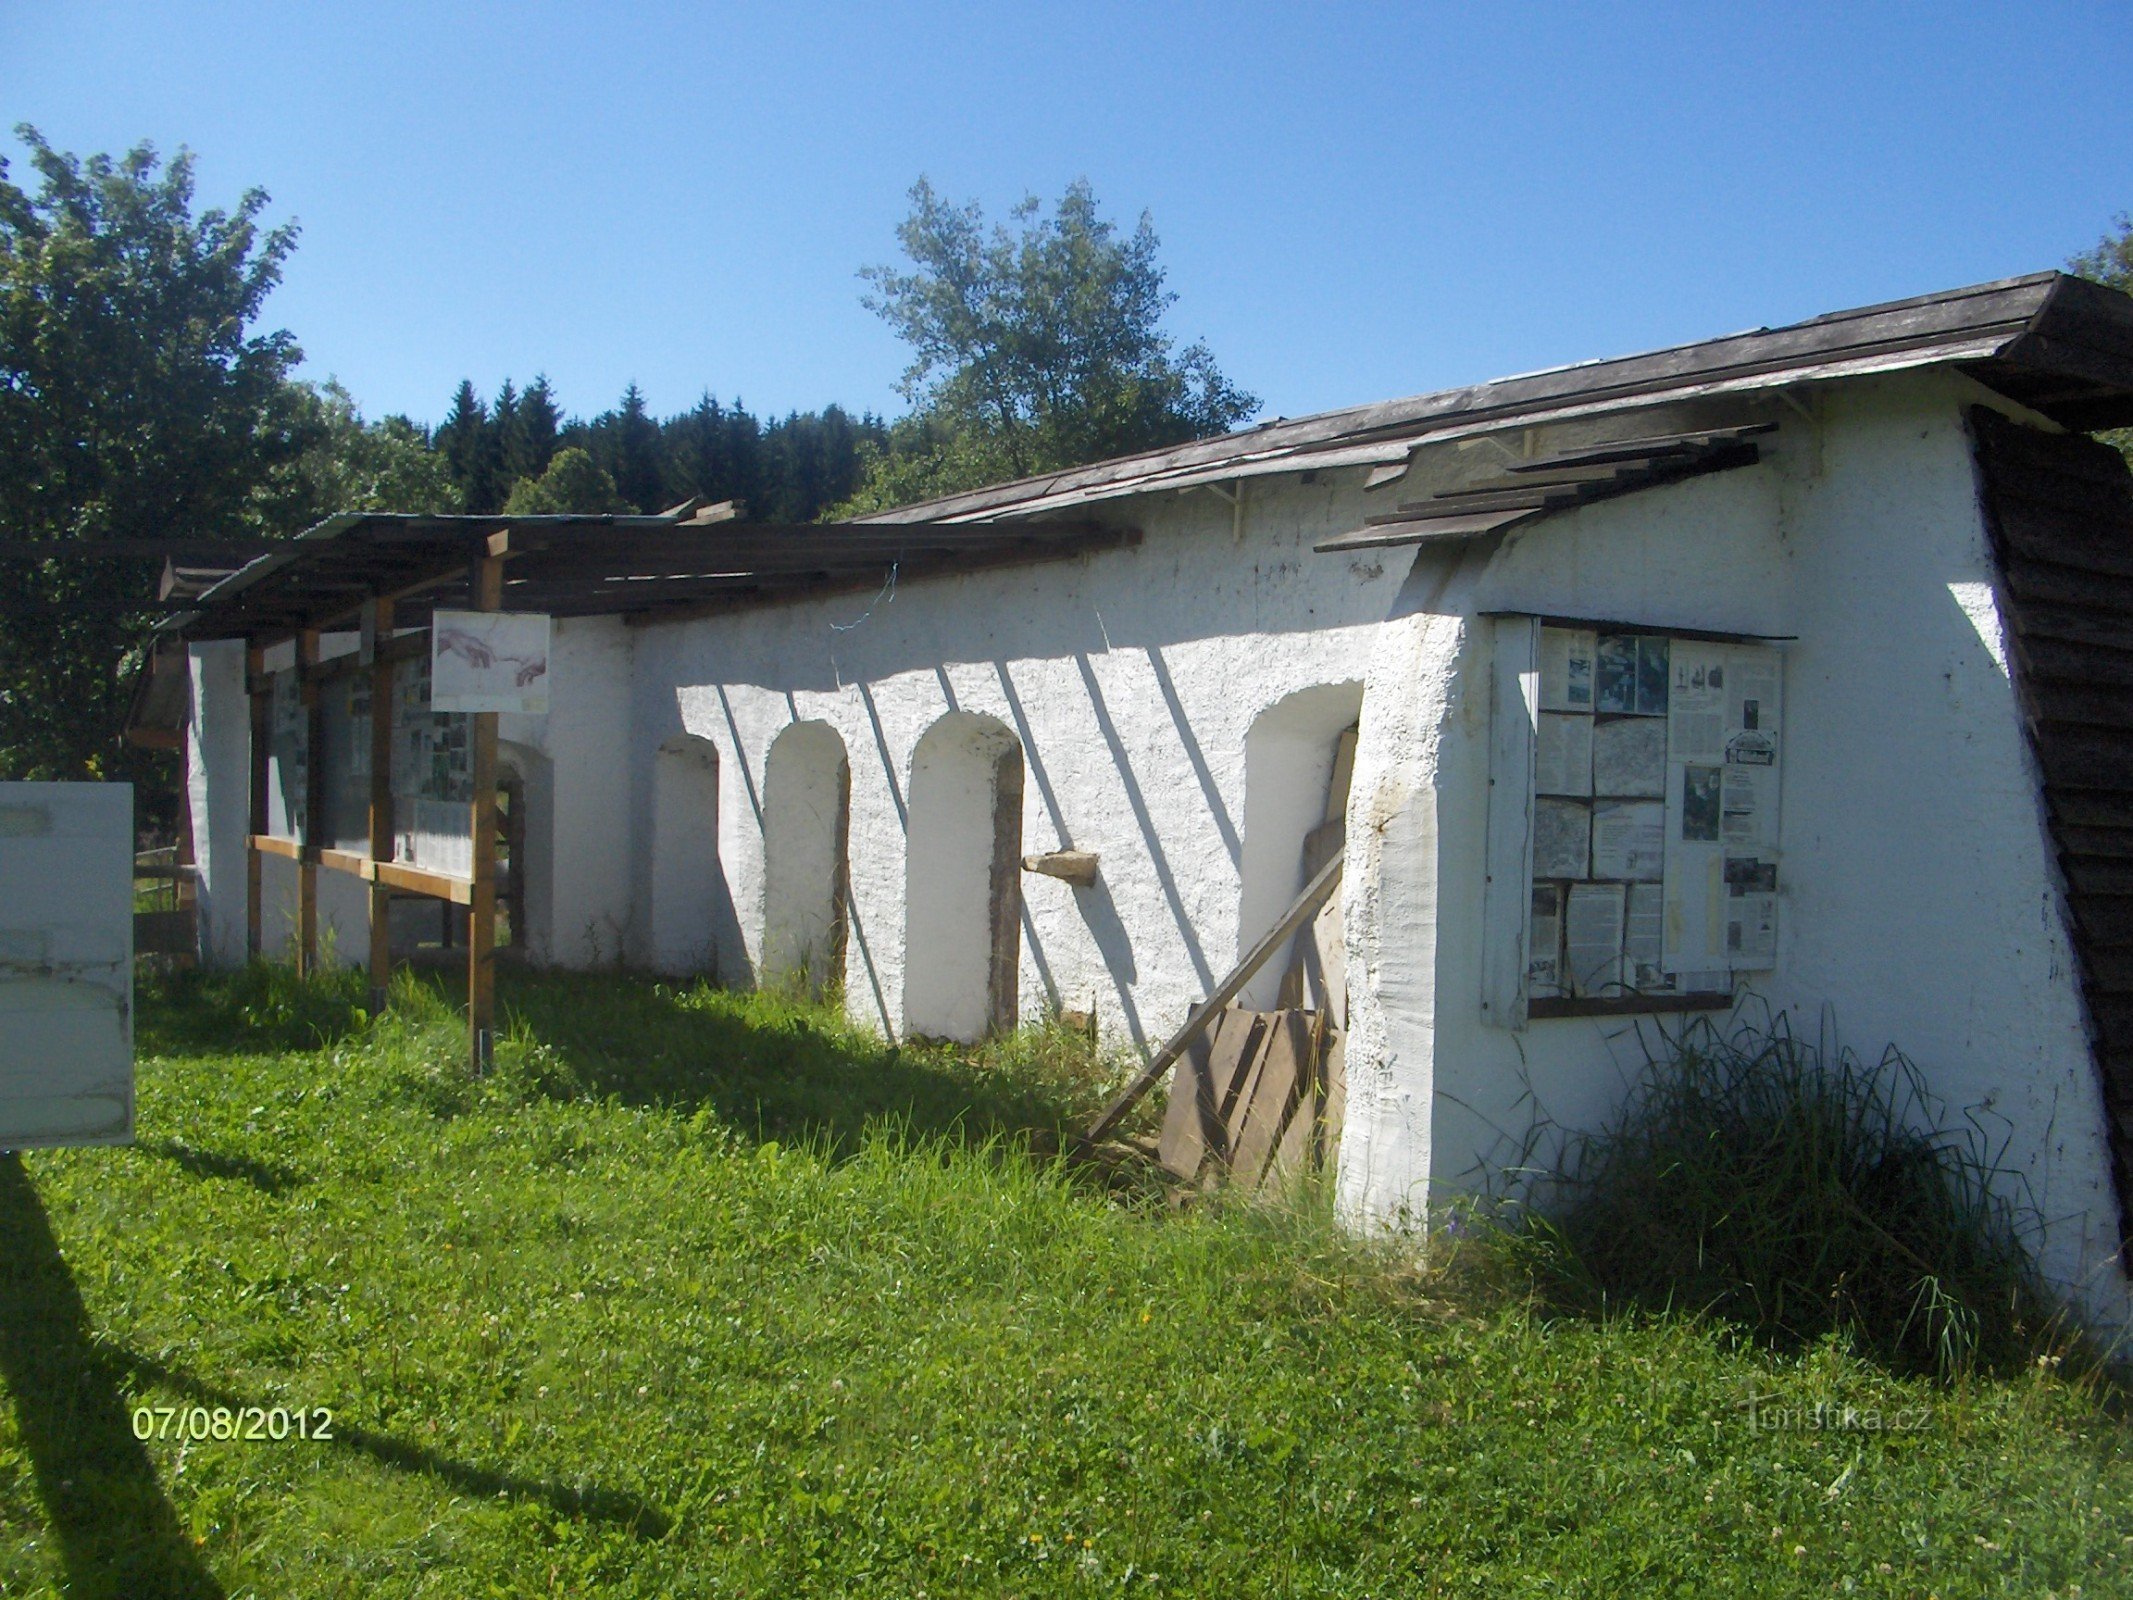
[1526,1008,2065,1381]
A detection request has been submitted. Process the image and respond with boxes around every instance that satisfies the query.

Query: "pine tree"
[491,378,520,488]
[613,383,667,513]
[434,380,503,513]
[514,375,562,483]
[666,393,730,505]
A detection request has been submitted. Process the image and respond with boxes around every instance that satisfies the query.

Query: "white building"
[172,271,2133,1328]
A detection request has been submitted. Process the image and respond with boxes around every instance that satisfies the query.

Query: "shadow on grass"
[0,1156,224,1599]
[136,963,1140,1176]
[492,971,1108,1160]
[114,1349,670,1540]
[136,1137,304,1198]
[137,962,370,1061]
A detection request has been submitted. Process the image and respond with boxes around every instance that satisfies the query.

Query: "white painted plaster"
[185,372,2133,1324]
[648,735,721,976]
[762,720,850,997]
[1342,372,2127,1330]
[1237,683,1362,1008]
[624,467,1408,1052]
[187,640,251,966]
[904,712,1021,1041]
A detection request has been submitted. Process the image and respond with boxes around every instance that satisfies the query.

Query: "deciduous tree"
[500,447,629,515]
[844,178,1257,509]
[0,126,304,808]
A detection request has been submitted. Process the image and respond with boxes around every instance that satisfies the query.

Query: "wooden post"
[245,642,267,960]
[363,598,396,1014]
[467,555,503,1072]
[296,629,323,977]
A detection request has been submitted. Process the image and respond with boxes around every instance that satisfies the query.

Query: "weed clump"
[1532,1009,2062,1381]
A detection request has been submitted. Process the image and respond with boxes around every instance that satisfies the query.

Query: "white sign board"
[430,610,553,714]
[0,783,133,1146]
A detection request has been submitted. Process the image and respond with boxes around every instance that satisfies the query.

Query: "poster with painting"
[430,611,553,714]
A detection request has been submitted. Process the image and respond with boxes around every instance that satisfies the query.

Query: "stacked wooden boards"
[1156,1006,1337,1191]
[1970,406,2133,1261]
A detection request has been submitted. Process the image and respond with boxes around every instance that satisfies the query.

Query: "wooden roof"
[166,510,1135,643]
[872,272,2133,525]
[153,271,2133,641]
[1314,424,1774,552]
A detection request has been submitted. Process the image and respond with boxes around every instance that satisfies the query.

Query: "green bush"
[1528,1008,2066,1381]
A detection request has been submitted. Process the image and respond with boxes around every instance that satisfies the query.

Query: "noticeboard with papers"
[1500,621,1783,1016]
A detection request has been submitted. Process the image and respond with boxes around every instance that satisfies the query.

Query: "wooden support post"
[297,629,323,978]
[363,598,396,1014]
[245,642,267,960]
[467,556,502,1072]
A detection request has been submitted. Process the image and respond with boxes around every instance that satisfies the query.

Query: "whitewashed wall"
[628,471,1410,1048]
[183,368,2131,1325]
[187,639,250,967]
[1336,370,2129,1331]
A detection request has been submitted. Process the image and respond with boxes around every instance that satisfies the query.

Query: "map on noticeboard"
[429,610,552,714]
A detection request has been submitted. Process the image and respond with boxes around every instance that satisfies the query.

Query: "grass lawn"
[0,965,2126,1597]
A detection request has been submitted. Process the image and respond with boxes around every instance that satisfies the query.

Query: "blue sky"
[4,2,2129,431]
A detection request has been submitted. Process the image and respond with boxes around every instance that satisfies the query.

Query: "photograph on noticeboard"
[1540,627,1596,713]
[1595,633,1670,716]
[1528,883,1564,996]
[1594,635,1638,714]
[1635,636,1670,715]
[1681,764,1723,843]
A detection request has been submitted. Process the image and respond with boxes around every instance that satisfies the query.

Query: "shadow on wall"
[905,711,1024,1042]
[682,502,1400,698]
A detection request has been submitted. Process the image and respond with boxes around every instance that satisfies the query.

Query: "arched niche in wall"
[649,733,723,977]
[905,711,1025,1042]
[1238,683,1363,1010]
[762,720,851,999]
